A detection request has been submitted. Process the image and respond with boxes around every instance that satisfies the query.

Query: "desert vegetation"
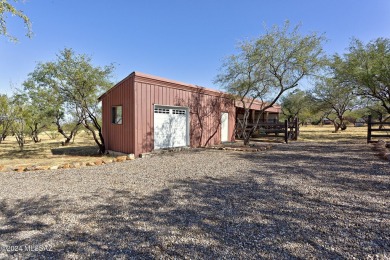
[0,124,371,172]
[0,14,389,168]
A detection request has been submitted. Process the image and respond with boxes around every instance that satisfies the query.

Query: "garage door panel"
[154,106,188,149]
[154,113,171,149]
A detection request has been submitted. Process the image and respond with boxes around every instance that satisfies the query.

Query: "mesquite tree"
[310,77,357,132]
[280,89,313,124]
[10,95,29,150]
[0,0,32,41]
[341,38,390,114]
[24,48,114,153]
[23,68,82,145]
[0,94,13,142]
[215,21,326,145]
[55,49,114,153]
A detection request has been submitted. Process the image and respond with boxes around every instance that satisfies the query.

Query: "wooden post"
[284,119,288,143]
[251,109,256,124]
[367,115,372,143]
[294,117,299,140]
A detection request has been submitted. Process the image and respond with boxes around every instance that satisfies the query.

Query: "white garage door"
[154,106,188,149]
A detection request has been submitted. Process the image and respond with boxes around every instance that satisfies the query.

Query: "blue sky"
[1,0,389,95]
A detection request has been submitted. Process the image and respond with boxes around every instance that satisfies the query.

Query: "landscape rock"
[71,162,82,168]
[102,158,113,164]
[14,166,26,172]
[86,162,95,166]
[49,165,59,170]
[62,163,71,169]
[94,159,103,166]
[25,166,37,171]
[116,156,127,162]
[35,165,50,171]
[0,165,5,171]
[140,153,151,158]
[127,154,135,160]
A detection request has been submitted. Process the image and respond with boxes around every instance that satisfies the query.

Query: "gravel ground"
[0,141,389,259]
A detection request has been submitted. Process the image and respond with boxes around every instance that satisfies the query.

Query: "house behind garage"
[98,72,280,157]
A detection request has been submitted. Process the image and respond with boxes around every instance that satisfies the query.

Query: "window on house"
[112,106,122,124]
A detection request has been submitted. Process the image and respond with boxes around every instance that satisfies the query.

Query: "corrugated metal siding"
[133,75,235,156]
[101,74,135,154]
[101,72,237,157]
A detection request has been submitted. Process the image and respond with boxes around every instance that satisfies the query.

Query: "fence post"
[367,115,372,143]
[294,118,299,140]
[284,119,288,143]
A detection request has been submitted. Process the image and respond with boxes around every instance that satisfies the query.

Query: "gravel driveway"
[0,142,389,259]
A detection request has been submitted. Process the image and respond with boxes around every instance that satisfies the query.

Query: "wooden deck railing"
[236,119,299,143]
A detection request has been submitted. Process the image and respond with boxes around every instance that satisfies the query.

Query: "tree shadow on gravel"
[248,142,390,176]
[1,164,389,258]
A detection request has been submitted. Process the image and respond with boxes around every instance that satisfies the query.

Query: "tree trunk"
[97,128,105,154]
[377,115,390,130]
[29,123,39,143]
[243,109,265,145]
[333,121,340,133]
[240,108,251,145]
[82,119,105,154]
[333,116,346,133]
[31,132,40,143]
[0,133,5,143]
[204,117,222,147]
[78,105,106,154]
[55,117,81,145]
[197,116,204,147]
[31,130,40,143]
[14,134,25,151]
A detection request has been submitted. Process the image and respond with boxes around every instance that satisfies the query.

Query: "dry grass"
[250,124,369,144]
[0,125,374,170]
[299,125,368,143]
[0,131,105,169]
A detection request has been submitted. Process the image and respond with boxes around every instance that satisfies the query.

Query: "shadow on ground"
[50,146,100,156]
[1,144,389,259]
[0,143,60,160]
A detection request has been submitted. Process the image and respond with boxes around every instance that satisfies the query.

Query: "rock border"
[0,153,136,173]
[0,143,276,173]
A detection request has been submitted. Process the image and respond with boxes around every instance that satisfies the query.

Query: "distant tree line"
[1,4,389,148]
[0,49,114,153]
[216,21,390,137]
[278,38,390,133]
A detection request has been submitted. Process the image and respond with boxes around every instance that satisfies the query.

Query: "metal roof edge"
[132,71,225,96]
[98,72,136,101]
[98,71,281,113]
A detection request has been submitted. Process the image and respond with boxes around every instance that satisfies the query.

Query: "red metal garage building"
[99,72,280,157]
